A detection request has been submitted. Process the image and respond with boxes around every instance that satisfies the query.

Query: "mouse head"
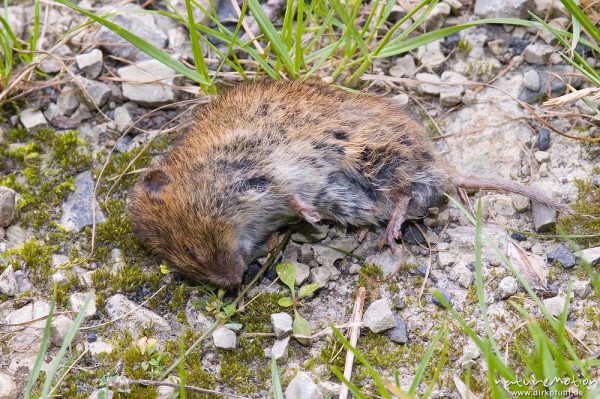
[128,167,247,288]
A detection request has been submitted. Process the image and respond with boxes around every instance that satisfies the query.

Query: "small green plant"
[275,262,319,345]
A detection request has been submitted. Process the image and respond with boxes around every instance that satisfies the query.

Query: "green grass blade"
[560,0,600,43]
[409,324,446,394]
[29,0,40,59]
[271,357,284,399]
[331,366,367,399]
[184,0,212,92]
[294,0,305,73]
[329,0,369,56]
[23,296,56,399]
[40,294,93,397]
[178,337,188,399]
[53,0,208,84]
[247,0,296,77]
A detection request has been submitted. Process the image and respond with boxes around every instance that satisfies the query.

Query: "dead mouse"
[127,80,569,288]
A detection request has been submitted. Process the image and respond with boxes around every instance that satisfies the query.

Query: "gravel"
[60,171,106,232]
[579,247,600,266]
[118,59,177,106]
[498,276,519,299]
[0,187,15,228]
[385,315,408,344]
[19,108,48,131]
[285,372,324,399]
[363,299,396,333]
[271,312,293,339]
[547,244,576,269]
[76,49,103,79]
[532,202,557,233]
[212,327,237,350]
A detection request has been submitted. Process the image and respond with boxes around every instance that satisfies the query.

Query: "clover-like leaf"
[278,297,294,307]
[298,282,320,299]
[222,303,236,317]
[293,310,311,346]
[276,262,297,293]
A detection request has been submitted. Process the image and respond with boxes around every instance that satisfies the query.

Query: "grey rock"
[44,103,61,122]
[474,0,529,18]
[498,276,519,299]
[416,73,441,96]
[317,381,341,398]
[185,298,214,331]
[20,108,47,131]
[57,86,80,115]
[416,40,445,69]
[40,44,71,73]
[537,128,551,151]
[523,69,540,91]
[393,93,409,106]
[432,286,452,307]
[69,292,97,318]
[533,0,569,18]
[385,315,408,344]
[579,246,600,266]
[95,5,167,62]
[13,270,32,293]
[51,315,79,347]
[291,224,328,243]
[572,280,591,299]
[440,71,467,106]
[286,372,324,399]
[365,249,402,278]
[389,54,416,78]
[60,171,106,232]
[5,225,26,246]
[295,262,310,286]
[297,244,315,263]
[105,294,171,338]
[271,312,293,339]
[118,59,176,106]
[423,2,451,30]
[268,336,290,363]
[532,202,556,233]
[89,340,113,355]
[89,388,113,399]
[169,0,213,26]
[437,250,455,268]
[0,265,18,296]
[363,299,396,333]
[212,327,237,349]
[0,372,17,399]
[511,195,530,213]
[547,244,576,269]
[0,186,16,227]
[524,43,554,65]
[543,295,567,317]
[309,266,332,288]
[75,76,112,108]
[113,106,133,133]
[76,49,103,79]
[312,245,344,266]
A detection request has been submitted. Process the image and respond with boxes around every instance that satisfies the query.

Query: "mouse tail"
[448,172,572,214]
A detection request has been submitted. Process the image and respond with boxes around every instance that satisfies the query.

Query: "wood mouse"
[127,80,570,288]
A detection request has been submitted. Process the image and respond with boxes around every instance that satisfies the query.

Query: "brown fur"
[128,80,569,287]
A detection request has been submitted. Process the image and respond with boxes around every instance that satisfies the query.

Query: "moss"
[50,130,92,173]
[220,337,270,395]
[356,263,384,302]
[557,177,600,247]
[7,127,28,142]
[4,239,54,285]
[235,292,288,333]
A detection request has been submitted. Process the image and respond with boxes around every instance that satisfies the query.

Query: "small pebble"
[363,299,396,333]
[547,244,576,269]
[543,295,567,318]
[510,232,527,241]
[537,128,551,151]
[498,276,519,299]
[431,286,451,307]
[385,315,408,344]
[212,327,237,350]
[271,312,293,339]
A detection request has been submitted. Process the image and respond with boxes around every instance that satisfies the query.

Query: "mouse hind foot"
[385,196,411,254]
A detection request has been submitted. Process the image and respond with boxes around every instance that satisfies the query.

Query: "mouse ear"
[143,169,171,201]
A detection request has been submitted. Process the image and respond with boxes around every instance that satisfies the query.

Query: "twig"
[339,287,366,399]
[125,379,250,399]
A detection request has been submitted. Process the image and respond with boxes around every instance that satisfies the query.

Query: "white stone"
[309,266,331,288]
[60,171,106,232]
[543,295,568,317]
[498,276,519,299]
[51,315,79,347]
[423,2,451,30]
[474,0,529,18]
[89,340,114,355]
[118,59,177,106]
[511,195,530,213]
[524,43,554,65]
[440,71,467,106]
[69,292,97,318]
[318,381,342,398]
[523,69,540,91]
[0,265,18,296]
[5,225,26,246]
[269,336,290,363]
[0,372,17,399]
[389,54,416,78]
[4,300,51,351]
[365,249,403,278]
[212,327,237,350]
[271,312,293,339]
[20,108,47,131]
[534,150,550,163]
[573,280,591,299]
[75,76,112,107]
[89,388,113,399]
[437,250,455,268]
[363,299,396,333]
[105,294,171,338]
[113,106,133,132]
[579,246,600,266]
[76,49,103,79]
[295,262,310,286]
[0,186,16,227]
[286,372,324,399]
[416,72,441,96]
[416,40,445,69]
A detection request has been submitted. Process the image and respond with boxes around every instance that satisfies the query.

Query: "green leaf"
[222,303,236,317]
[298,282,320,299]
[278,297,294,307]
[160,263,171,274]
[224,322,243,331]
[271,357,284,399]
[293,310,311,345]
[276,262,296,292]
